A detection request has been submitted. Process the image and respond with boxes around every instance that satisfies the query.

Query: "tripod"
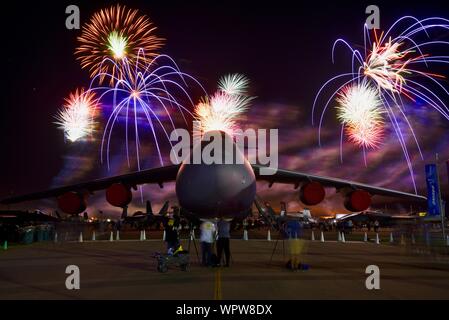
[269,229,285,266]
[187,224,200,264]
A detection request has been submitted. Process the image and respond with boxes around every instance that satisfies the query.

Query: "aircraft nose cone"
[175,131,256,219]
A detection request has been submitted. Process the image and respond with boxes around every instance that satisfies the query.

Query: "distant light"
[107,218,111,222]
[418,212,427,217]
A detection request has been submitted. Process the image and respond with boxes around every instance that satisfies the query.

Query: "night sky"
[1,0,449,216]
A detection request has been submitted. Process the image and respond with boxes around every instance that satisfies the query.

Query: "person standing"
[374,220,380,233]
[217,217,231,267]
[347,220,353,234]
[285,217,303,270]
[200,220,216,266]
[164,218,179,254]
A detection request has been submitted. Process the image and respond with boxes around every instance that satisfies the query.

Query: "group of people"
[334,219,381,235]
[163,215,309,271]
[199,218,231,267]
[163,216,232,268]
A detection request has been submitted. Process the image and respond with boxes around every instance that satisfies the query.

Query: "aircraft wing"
[1,164,180,204]
[1,163,426,205]
[252,164,427,202]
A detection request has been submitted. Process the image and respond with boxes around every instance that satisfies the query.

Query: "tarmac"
[1,235,449,299]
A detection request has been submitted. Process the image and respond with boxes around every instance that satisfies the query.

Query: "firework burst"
[194,74,254,135]
[313,16,449,192]
[336,81,385,149]
[218,73,250,96]
[76,4,164,84]
[88,53,204,171]
[54,89,98,142]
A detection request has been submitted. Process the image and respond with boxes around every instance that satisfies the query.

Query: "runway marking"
[214,268,222,300]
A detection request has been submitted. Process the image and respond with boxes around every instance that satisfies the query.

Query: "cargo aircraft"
[1,131,426,219]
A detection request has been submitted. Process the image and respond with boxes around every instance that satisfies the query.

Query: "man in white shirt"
[200,220,216,266]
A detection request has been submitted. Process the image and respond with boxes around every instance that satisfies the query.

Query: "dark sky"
[1,0,449,214]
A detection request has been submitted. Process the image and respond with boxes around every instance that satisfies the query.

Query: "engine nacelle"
[299,181,325,206]
[344,190,371,212]
[106,183,132,208]
[57,192,87,215]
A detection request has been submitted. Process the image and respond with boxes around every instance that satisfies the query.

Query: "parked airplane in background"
[0,210,59,224]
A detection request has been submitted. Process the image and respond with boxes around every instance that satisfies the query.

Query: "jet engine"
[299,181,325,206]
[106,183,132,207]
[57,191,87,215]
[344,190,371,212]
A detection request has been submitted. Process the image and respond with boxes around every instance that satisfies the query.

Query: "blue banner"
[425,164,441,216]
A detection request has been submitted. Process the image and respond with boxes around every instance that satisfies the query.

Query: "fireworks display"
[76,4,164,84]
[107,31,128,60]
[54,3,449,197]
[54,89,98,142]
[313,16,449,192]
[218,73,250,96]
[54,4,205,175]
[88,53,204,170]
[194,73,254,135]
[336,81,385,149]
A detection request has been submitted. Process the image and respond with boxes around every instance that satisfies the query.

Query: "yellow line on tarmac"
[214,268,222,300]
